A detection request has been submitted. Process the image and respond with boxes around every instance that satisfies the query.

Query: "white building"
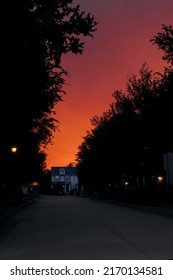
[51,166,78,194]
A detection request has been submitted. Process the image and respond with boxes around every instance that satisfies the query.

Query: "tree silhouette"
[151,24,173,152]
[150,24,173,65]
[76,25,173,199]
[76,64,157,196]
[1,0,97,192]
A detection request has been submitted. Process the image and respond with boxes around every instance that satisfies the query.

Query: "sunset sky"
[45,0,173,170]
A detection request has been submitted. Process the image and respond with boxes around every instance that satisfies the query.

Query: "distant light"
[32,182,39,187]
[11,147,17,153]
[157,176,163,183]
[125,181,129,186]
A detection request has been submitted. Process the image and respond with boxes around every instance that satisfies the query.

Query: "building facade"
[51,166,78,194]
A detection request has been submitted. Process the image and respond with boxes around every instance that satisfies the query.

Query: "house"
[51,166,78,194]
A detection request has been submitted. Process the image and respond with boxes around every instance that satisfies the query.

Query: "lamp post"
[124,181,129,201]
[125,181,129,187]
[10,145,19,187]
[157,176,163,193]
[10,145,23,203]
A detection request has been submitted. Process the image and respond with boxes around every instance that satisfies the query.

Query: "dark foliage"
[0,0,97,191]
[76,25,173,200]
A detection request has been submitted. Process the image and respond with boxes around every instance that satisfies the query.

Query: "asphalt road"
[0,195,173,260]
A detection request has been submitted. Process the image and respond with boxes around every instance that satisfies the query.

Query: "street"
[0,195,173,260]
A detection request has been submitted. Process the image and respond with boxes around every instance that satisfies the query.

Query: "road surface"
[0,195,173,259]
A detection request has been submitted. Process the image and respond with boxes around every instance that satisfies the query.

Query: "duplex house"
[51,166,78,194]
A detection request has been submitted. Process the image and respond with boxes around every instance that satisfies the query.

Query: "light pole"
[10,145,19,187]
[157,176,163,193]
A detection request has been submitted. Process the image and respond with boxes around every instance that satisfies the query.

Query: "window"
[59,168,65,175]
[60,176,65,182]
[55,176,59,181]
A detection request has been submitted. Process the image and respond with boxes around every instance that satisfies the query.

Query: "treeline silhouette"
[76,25,173,203]
[0,0,97,202]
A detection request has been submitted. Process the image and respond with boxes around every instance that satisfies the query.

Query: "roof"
[51,166,78,176]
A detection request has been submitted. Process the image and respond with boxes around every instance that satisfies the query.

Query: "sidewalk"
[0,185,41,227]
[0,198,35,227]
[114,200,173,219]
[90,195,173,219]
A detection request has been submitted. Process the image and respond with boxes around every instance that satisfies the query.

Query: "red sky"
[45,0,173,169]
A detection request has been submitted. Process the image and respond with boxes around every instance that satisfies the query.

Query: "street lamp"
[157,176,163,192]
[11,146,17,153]
[125,181,129,187]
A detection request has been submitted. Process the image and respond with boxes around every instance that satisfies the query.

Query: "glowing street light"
[157,176,163,192]
[157,176,163,183]
[11,146,17,153]
[125,181,129,187]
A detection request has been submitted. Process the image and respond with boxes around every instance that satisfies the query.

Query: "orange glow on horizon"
[45,0,173,170]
